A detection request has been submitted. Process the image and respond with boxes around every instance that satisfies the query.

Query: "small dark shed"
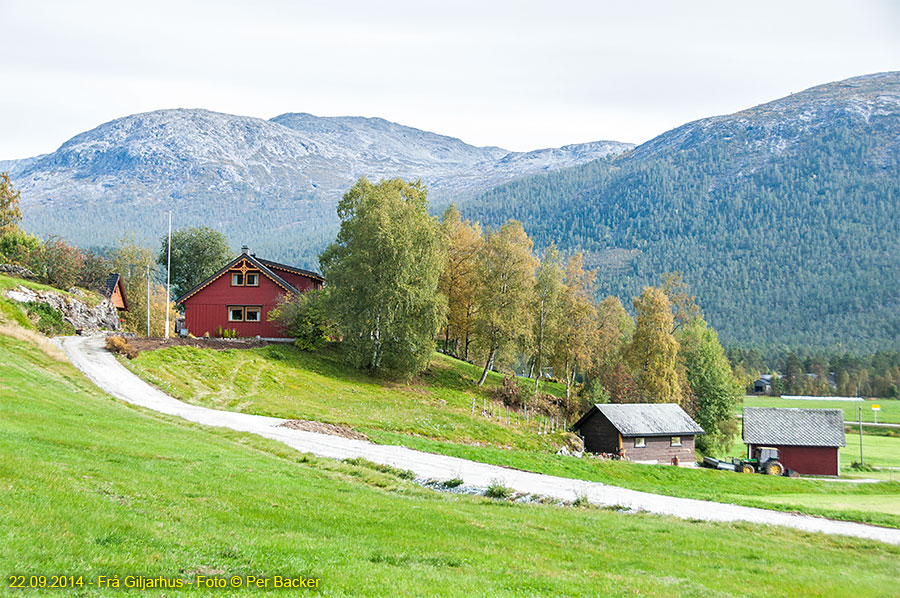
[742,407,845,476]
[571,403,704,465]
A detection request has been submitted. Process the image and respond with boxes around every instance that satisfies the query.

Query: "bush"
[439,477,464,489]
[849,461,875,472]
[268,290,329,351]
[0,228,41,265]
[24,302,74,336]
[491,375,522,408]
[484,480,513,499]
[216,326,238,339]
[105,335,138,359]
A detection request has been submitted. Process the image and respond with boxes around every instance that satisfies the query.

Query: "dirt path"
[61,335,900,546]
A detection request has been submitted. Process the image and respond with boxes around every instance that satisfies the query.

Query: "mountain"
[463,72,900,352]
[2,109,631,267]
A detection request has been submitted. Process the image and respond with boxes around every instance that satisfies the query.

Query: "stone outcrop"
[4,285,121,333]
[0,264,37,279]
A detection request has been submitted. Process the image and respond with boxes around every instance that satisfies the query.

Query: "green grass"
[0,273,104,330]
[3,333,900,596]
[741,395,900,424]
[127,343,570,452]
[366,430,900,529]
[842,433,900,468]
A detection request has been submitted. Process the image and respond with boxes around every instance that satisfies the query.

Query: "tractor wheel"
[765,461,784,476]
[741,464,756,474]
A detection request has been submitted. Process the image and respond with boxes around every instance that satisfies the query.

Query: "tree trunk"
[478,349,496,386]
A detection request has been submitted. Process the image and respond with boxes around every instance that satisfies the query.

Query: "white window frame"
[633,437,646,448]
[227,306,244,322]
[670,436,682,447]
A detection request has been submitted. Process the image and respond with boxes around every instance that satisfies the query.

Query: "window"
[245,306,261,322]
[228,306,244,322]
[670,436,682,447]
[231,273,244,286]
[633,437,646,448]
[245,273,259,286]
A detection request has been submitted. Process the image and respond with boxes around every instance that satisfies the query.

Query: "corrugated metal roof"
[742,407,845,447]
[572,403,704,437]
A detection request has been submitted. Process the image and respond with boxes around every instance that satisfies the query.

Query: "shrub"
[484,480,513,499]
[0,228,41,265]
[849,461,875,472]
[491,375,522,408]
[268,290,329,351]
[105,335,138,359]
[342,457,416,480]
[440,477,464,489]
[24,302,74,336]
[33,235,86,290]
[216,326,238,339]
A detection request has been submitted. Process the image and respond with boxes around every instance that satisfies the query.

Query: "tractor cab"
[731,446,784,475]
[754,447,780,464]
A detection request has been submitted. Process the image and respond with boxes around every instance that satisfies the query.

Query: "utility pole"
[164,211,172,339]
[857,405,864,468]
[146,264,150,337]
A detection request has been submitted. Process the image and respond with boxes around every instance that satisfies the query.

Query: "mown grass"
[741,395,900,424]
[724,432,900,470]
[365,430,900,529]
[3,332,900,597]
[127,343,570,452]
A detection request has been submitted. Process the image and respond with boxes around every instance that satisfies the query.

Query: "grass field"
[741,395,900,424]
[127,343,571,452]
[3,333,900,597]
[128,343,900,529]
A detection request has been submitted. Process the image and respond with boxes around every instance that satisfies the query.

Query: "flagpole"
[146,264,150,337]
[165,211,172,338]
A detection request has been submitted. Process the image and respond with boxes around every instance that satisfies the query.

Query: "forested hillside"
[463,72,900,352]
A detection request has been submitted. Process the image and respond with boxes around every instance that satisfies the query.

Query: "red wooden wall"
[183,271,290,338]
[749,443,839,476]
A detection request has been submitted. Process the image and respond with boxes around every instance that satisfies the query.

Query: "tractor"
[732,446,784,476]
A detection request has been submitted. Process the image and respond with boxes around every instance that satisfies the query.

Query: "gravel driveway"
[61,335,900,546]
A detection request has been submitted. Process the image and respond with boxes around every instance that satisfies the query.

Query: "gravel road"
[60,335,900,546]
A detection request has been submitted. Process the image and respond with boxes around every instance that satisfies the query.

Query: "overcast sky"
[2,0,899,159]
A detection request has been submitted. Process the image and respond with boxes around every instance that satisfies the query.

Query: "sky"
[2,0,899,159]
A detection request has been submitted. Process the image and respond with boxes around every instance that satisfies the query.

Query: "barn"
[742,407,845,476]
[175,247,323,339]
[571,403,704,465]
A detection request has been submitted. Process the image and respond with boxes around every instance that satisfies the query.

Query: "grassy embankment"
[0,273,104,335]
[128,343,900,528]
[6,333,900,596]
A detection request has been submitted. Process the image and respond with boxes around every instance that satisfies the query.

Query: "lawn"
[741,395,900,424]
[3,332,900,597]
[127,343,571,452]
[127,343,900,529]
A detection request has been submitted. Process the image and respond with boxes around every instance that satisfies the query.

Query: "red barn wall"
[182,272,289,338]
[749,443,839,476]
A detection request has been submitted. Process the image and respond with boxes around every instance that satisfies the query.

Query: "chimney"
[241,245,249,255]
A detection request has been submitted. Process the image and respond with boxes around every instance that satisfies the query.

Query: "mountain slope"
[463,72,900,351]
[4,110,631,267]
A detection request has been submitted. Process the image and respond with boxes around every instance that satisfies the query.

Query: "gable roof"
[256,258,324,282]
[101,273,129,311]
[174,253,316,304]
[572,403,705,437]
[742,407,845,447]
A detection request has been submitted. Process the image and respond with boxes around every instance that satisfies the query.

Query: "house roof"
[101,273,129,311]
[174,252,321,304]
[572,403,705,437]
[742,407,845,447]
[256,258,324,282]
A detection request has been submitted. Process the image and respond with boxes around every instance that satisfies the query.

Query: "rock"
[4,285,120,333]
[68,287,86,297]
[556,446,571,457]
[0,263,37,280]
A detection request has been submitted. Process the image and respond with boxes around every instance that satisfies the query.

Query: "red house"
[175,246,323,339]
[742,407,846,476]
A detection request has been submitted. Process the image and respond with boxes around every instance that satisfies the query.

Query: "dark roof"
[175,253,318,304]
[742,407,845,447]
[572,403,705,437]
[256,258,324,282]
[101,273,129,310]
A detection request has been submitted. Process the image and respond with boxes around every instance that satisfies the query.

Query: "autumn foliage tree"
[0,172,22,234]
[473,221,537,386]
[550,254,599,405]
[438,204,483,360]
[625,287,681,403]
[529,244,564,395]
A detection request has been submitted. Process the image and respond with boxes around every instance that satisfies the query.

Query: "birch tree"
[625,287,681,403]
[320,178,444,378]
[473,221,537,386]
[530,244,564,394]
[438,204,483,360]
[550,254,599,404]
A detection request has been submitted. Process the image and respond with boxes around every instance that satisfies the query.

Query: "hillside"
[2,109,630,268]
[4,334,899,596]
[463,72,900,352]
